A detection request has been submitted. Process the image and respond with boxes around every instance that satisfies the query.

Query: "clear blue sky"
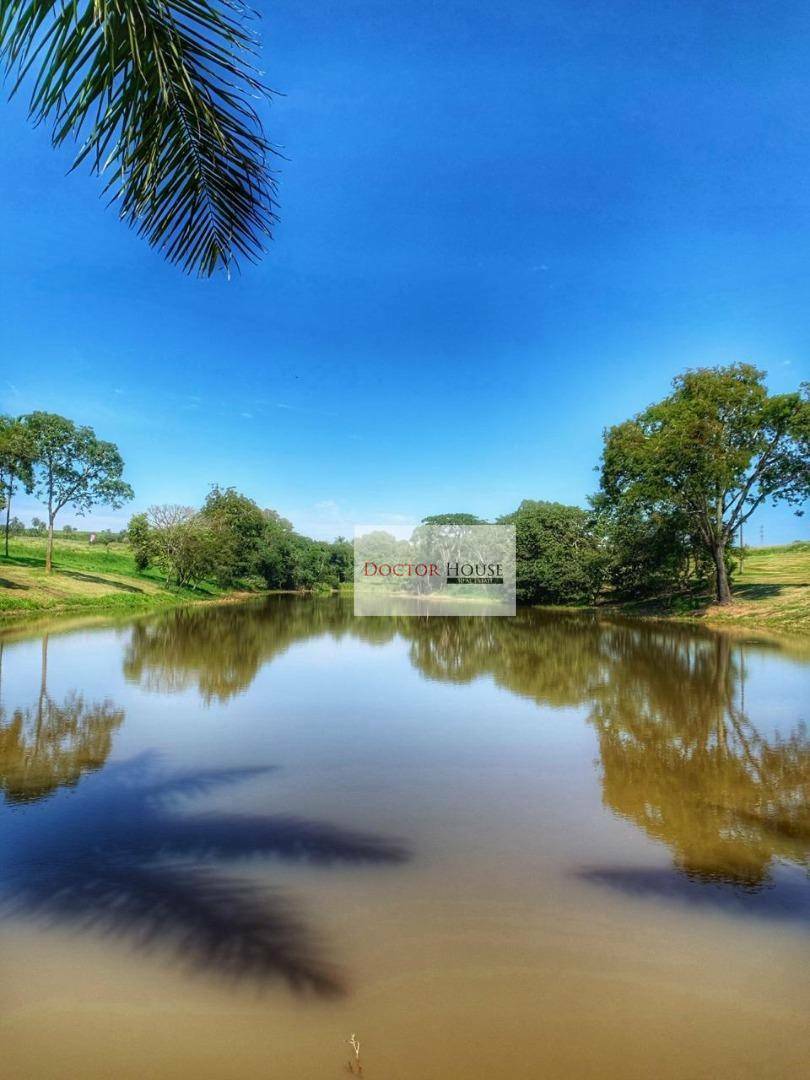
[1,0,808,541]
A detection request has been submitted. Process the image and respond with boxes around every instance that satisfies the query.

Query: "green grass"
[617,541,810,636]
[0,536,226,621]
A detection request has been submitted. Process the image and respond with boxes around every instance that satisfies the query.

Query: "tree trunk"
[712,540,732,604]
[35,634,49,750]
[3,477,11,557]
[46,515,55,574]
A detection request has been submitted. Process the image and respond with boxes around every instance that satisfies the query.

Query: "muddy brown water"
[0,597,808,1079]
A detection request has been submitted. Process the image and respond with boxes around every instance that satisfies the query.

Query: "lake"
[0,596,808,1079]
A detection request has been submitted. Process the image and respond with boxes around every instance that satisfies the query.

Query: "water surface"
[1,597,808,1078]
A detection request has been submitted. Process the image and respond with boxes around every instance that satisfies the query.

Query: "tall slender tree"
[25,412,134,573]
[0,415,35,558]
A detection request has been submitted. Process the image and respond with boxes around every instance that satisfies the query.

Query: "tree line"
[364,365,808,606]
[2,364,808,603]
[2,519,125,546]
[128,491,353,593]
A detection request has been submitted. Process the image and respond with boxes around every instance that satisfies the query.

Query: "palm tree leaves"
[1,0,277,275]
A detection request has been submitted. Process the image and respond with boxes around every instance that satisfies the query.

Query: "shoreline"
[2,538,807,638]
[4,588,807,648]
[0,584,261,622]
[0,589,272,640]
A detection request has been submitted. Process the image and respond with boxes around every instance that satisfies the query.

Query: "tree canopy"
[499,500,604,605]
[25,412,133,572]
[599,365,810,603]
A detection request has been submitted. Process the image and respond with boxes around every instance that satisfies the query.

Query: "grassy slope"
[618,542,810,635]
[0,536,225,619]
[704,542,810,633]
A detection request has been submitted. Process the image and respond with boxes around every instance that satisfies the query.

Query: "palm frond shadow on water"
[0,755,410,996]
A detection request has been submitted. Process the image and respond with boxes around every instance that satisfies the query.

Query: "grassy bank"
[4,535,808,636]
[0,536,229,620]
[617,541,810,635]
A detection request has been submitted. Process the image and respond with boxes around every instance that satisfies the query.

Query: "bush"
[127,513,153,571]
[309,580,334,595]
[240,575,267,592]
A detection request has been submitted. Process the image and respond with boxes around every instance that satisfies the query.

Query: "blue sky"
[1,0,808,541]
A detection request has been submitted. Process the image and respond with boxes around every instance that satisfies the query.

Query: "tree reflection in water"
[4,595,806,978]
[122,597,809,913]
[122,599,400,703]
[0,634,123,803]
[587,627,809,888]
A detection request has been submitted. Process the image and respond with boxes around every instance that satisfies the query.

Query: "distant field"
[626,541,810,635]
[704,541,810,634]
[735,541,810,585]
[0,536,223,620]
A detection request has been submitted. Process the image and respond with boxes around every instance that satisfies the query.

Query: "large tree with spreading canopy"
[25,412,134,573]
[599,365,809,604]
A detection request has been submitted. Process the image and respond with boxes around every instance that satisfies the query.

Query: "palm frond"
[0,0,277,275]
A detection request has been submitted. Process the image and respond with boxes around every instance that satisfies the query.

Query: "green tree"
[292,537,339,590]
[0,415,35,557]
[328,536,354,583]
[146,504,216,587]
[200,485,266,587]
[420,513,484,527]
[599,365,810,604]
[591,494,711,601]
[411,515,489,596]
[0,0,276,276]
[499,500,605,605]
[127,513,153,571]
[30,517,46,535]
[26,412,134,574]
[255,523,341,592]
[256,510,296,589]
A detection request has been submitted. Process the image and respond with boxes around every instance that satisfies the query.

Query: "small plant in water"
[346,1033,362,1074]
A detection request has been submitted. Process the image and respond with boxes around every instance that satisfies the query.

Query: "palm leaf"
[0,0,277,275]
